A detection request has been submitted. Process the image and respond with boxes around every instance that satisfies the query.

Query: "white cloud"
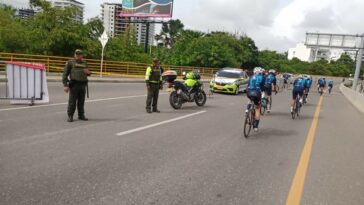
[271,0,364,50]
[2,0,364,52]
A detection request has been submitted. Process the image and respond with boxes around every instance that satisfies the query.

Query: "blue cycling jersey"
[318,79,326,86]
[293,78,306,91]
[248,74,264,91]
[306,79,313,88]
[264,74,276,88]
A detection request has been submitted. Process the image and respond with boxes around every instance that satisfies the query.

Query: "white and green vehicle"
[209,68,249,95]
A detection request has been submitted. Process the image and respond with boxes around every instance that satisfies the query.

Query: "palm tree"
[155,19,184,48]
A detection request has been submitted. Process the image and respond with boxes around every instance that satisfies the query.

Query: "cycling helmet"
[253,67,262,74]
[269,69,276,74]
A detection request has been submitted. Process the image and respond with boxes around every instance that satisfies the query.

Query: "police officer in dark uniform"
[145,58,164,113]
[62,49,91,122]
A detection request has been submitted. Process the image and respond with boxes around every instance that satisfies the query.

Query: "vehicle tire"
[169,91,182,109]
[195,90,207,107]
[244,113,252,138]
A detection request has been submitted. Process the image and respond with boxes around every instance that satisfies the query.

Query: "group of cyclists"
[245,67,278,132]
[246,67,334,132]
[318,77,334,94]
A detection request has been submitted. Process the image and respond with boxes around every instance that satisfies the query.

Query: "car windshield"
[217,71,242,78]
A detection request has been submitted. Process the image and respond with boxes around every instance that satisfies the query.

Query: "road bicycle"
[291,95,302,120]
[244,102,258,138]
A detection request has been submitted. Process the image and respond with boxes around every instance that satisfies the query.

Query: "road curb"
[340,83,364,114]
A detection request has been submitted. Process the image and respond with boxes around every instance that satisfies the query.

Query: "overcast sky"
[3,0,364,52]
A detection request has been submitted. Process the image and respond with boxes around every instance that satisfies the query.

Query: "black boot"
[146,109,152,114]
[67,115,74,122]
[152,108,160,113]
[78,115,88,121]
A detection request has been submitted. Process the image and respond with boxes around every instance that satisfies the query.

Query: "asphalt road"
[1,82,364,205]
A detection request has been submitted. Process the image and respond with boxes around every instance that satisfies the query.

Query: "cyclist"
[317,78,322,92]
[263,69,277,113]
[303,75,312,102]
[291,75,306,114]
[247,67,265,132]
[328,80,334,94]
[283,73,290,89]
[318,77,326,93]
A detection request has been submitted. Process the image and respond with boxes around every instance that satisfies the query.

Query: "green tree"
[257,50,286,70]
[0,7,29,52]
[155,19,184,48]
[105,26,150,63]
[27,3,84,56]
[236,36,259,69]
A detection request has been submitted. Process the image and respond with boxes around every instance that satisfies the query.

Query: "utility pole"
[353,35,364,91]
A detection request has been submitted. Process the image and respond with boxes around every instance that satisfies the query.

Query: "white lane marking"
[116,111,207,136]
[0,94,148,112]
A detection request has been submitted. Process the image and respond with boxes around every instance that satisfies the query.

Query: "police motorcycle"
[162,70,207,110]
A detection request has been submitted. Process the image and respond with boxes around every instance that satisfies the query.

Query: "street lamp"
[98,31,109,78]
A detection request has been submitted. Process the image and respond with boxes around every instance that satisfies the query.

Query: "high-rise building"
[0,1,38,19]
[101,3,130,37]
[100,3,155,46]
[47,0,84,23]
[134,19,155,46]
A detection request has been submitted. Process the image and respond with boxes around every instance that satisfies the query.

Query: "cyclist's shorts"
[247,89,261,106]
[260,86,266,92]
[292,89,304,100]
[319,84,326,88]
[264,87,273,96]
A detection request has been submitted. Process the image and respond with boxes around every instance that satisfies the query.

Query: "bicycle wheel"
[296,98,301,117]
[291,106,296,120]
[244,112,252,138]
[261,98,267,115]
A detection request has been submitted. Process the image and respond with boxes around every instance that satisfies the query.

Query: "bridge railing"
[0,53,218,79]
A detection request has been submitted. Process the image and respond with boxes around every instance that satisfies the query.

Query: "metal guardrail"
[0,53,218,78]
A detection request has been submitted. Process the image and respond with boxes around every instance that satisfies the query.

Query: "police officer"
[62,49,91,122]
[145,58,164,113]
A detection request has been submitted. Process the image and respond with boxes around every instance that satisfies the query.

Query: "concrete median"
[340,83,364,114]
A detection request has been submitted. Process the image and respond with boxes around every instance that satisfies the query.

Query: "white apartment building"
[47,0,84,23]
[101,3,130,37]
[134,19,155,46]
[101,3,155,46]
[288,43,356,62]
